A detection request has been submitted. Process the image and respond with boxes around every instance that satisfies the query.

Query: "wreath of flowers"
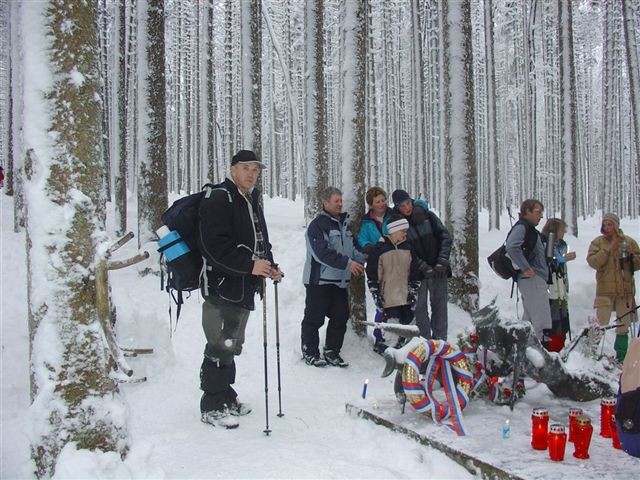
[401,339,473,435]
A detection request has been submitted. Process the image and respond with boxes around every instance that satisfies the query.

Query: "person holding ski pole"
[197,150,282,429]
[541,218,576,350]
[301,187,366,368]
[587,213,640,362]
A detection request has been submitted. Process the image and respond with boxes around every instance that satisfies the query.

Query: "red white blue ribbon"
[403,339,472,436]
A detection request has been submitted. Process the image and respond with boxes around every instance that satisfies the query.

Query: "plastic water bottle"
[502,419,510,439]
[156,225,191,261]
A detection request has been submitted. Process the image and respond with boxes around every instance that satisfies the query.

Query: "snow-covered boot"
[228,401,252,416]
[201,408,239,429]
[614,334,628,363]
[324,349,349,367]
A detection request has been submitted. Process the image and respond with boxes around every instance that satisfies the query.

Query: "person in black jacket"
[197,150,282,429]
[392,189,452,340]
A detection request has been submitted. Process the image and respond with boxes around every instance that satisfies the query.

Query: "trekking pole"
[274,280,284,417]
[262,278,272,436]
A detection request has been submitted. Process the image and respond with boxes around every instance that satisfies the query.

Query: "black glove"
[368,281,384,310]
[434,262,448,277]
[420,262,435,280]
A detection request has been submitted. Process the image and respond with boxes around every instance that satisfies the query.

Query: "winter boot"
[614,334,629,363]
[324,349,349,367]
[373,339,389,355]
[228,401,252,416]
[302,350,327,367]
[201,408,239,429]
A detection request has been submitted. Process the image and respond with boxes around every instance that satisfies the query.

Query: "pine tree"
[24,1,127,475]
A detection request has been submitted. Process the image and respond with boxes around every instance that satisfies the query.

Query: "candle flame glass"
[572,415,593,459]
[610,414,622,449]
[548,424,567,461]
[600,397,616,438]
[568,407,583,443]
[531,408,549,450]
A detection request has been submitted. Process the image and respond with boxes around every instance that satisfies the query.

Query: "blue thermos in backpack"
[156,225,190,261]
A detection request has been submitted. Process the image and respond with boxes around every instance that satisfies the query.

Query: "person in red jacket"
[0,166,5,188]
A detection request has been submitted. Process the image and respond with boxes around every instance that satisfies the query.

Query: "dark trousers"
[301,284,349,355]
[384,305,414,325]
[415,277,448,340]
[200,294,249,413]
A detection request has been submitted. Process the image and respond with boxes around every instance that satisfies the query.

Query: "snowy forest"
[1,0,640,477]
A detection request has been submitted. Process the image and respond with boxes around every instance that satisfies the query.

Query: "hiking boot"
[324,349,349,367]
[228,401,252,416]
[393,337,407,349]
[373,341,389,356]
[201,408,239,429]
[614,334,628,363]
[303,351,327,367]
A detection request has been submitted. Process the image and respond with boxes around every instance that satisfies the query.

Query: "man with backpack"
[505,199,552,344]
[197,149,282,429]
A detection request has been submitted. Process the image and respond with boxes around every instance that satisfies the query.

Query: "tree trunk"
[138,0,168,247]
[442,0,479,313]
[304,0,328,222]
[24,1,127,476]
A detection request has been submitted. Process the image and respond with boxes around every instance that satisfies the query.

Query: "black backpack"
[487,220,538,281]
[157,183,229,321]
[487,244,518,280]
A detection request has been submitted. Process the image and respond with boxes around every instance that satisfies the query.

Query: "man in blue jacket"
[301,187,366,367]
[198,150,282,429]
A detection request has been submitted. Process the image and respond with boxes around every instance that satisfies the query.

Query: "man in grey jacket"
[505,199,552,342]
[301,187,366,367]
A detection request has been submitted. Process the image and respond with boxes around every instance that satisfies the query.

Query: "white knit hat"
[387,218,409,234]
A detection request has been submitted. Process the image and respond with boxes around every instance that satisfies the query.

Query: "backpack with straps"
[157,182,230,321]
[487,220,538,281]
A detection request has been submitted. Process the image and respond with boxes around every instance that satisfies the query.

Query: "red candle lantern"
[568,407,583,443]
[572,415,593,459]
[531,408,549,450]
[610,414,622,449]
[548,424,567,461]
[600,398,616,438]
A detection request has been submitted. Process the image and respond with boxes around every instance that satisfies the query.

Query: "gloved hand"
[368,281,384,310]
[434,261,448,277]
[419,263,434,280]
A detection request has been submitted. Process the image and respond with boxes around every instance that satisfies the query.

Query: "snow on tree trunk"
[241,0,261,161]
[622,0,640,210]
[340,0,367,334]
[484,0,500,230]
[22,1,127,476]
[304,0,327,222]
[442,0,479,313]
[115,0,127,234]
[559,0,578,236]
[137,0,168,247]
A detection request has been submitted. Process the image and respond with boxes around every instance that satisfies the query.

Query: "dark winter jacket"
[365,237,422,309]
[505,218,548,282]
[394,203,452,274]
[198,177,274,310]
[303,210,365,288]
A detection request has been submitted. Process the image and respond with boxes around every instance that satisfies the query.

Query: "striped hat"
[387,218,409,234]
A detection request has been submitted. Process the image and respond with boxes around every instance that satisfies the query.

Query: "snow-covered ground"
[1,192,639,479]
